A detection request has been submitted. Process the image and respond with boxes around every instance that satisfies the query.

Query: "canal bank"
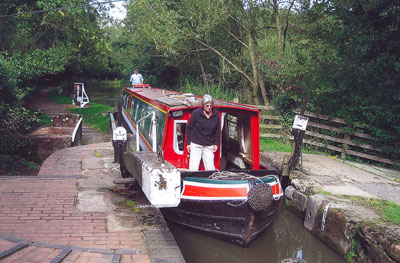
[262,151,400,263]
[0,142,185,263]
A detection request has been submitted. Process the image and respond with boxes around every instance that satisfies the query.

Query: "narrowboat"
[110,84,283,247]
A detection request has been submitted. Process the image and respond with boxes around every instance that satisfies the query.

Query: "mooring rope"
[209,170,266,183]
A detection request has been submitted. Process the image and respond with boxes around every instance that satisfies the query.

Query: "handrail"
[136,111,157,152]
[109,112,117,132]
[71,117,83,144]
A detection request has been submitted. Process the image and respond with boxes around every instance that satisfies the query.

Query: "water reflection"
[165,202,343,263]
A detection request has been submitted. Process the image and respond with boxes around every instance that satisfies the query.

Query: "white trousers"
[189,142,215,171]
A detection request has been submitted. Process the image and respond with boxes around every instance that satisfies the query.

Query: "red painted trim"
[251,113,260,169]
[182,185,248,198]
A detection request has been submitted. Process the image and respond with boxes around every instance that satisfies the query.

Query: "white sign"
[293,115,309,131]
[113,126,127,141]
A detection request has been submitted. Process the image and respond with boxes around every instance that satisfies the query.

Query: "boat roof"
[124,86,259,113]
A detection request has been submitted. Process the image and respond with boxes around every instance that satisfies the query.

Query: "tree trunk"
[248,31,261,105]
[197,51,208,88]
[241,73,251,102]
[257,68,270,105]
[273,0,283,53]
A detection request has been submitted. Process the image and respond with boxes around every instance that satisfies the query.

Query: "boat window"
[140,104,149,130]
[129,97,136,118]
[227,114,238,141]
[134,100,140,122]
[122,93,130,109]
[157,114,165,149]
[173,120,187,155]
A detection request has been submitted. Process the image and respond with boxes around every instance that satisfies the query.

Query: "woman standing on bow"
[186,94,220,171]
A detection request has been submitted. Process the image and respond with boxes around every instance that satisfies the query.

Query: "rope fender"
[248,183,273,212]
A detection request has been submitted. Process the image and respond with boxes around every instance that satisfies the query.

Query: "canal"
[84,83,344,263]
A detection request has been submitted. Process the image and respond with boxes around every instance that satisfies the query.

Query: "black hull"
[160,198,279,247]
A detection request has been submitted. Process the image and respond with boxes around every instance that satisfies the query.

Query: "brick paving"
[0,143,185,263]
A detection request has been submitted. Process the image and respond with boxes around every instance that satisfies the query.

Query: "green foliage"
[180,81,244,103]
[38,111,51,126]
[124,200,136,207]
[272,92,296,136]
[365,199,400,226]
[0,55,45,174]
[133,207,142,214]
[118,199,142,214]
[344,230,364,263]
[69,103,112,134]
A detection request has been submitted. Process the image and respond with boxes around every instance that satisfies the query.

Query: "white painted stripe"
[122,110,136,134]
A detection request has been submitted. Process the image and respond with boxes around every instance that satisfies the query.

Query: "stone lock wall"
[285,170,400,263]
[27,114,82,160]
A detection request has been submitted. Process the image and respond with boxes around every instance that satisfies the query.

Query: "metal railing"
[136,111,157,152]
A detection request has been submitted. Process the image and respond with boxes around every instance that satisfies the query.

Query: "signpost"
[289,115,309,171]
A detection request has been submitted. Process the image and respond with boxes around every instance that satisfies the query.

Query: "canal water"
[167,202,344,263]
[81,82,125,108]
[85,83,344,263]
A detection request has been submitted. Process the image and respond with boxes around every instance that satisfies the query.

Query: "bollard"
[285,185,296,200]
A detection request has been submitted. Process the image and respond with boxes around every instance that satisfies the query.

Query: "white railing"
[71,117,83,145]
[73,82,89,108]
[136,111,157,152]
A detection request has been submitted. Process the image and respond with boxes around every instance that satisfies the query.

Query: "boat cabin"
[117,84,263,171]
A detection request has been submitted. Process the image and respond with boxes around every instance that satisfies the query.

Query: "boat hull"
[161,170,282,247]
[161,198,279,247]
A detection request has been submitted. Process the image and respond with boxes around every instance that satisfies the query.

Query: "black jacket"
[187,107,220,146]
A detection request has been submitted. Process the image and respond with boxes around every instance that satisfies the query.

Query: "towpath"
[0,142,185,263]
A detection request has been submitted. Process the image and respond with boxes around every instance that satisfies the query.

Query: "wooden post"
[288,92,310,171]
[342,133,350,158]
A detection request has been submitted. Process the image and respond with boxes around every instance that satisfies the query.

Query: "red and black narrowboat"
[110,84,283,247]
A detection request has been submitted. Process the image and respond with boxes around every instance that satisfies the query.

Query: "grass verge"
[260,138,292,152]
[47,87,111,134]
[348,196,400,226]
[366,199,400,225]
[69,103,112,134]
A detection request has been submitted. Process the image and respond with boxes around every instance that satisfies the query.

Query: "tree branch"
[192,38,254,86]
[220,26,248,49]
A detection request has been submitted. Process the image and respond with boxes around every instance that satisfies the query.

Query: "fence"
[254,105,283,139]
[252,105,395,166]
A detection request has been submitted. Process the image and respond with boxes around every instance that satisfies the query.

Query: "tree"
[122,0,292,104]
[0,0,113,173]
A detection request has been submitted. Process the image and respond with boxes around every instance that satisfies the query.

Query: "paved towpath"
[262,151,400,204]
[0,143,185,263]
